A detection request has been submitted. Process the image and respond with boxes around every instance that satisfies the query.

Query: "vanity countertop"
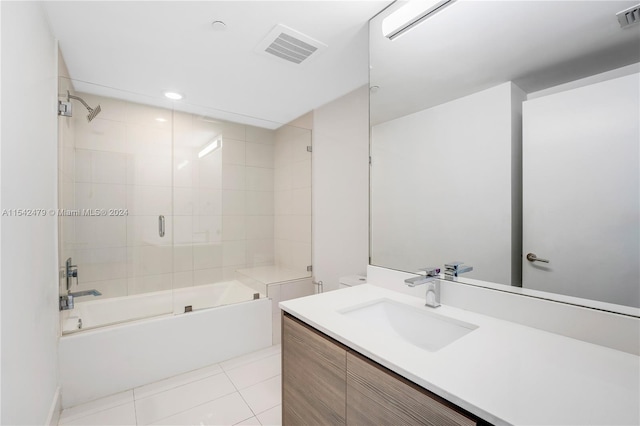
[279,284,639,426]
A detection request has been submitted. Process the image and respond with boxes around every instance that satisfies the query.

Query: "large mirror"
[369,0,640,314]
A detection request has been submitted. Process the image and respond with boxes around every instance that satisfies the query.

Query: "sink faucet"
[444,261,473,280]
[405,267,441,308]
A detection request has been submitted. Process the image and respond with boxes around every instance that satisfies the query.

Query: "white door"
[522,73,639,307]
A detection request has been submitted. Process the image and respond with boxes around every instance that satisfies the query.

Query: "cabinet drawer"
[347,351,477,426]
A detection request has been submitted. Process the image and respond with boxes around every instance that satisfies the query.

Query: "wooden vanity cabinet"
[282,313,483,426]
[282,313,347,425]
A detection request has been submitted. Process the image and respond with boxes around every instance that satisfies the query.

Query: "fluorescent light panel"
[198,137,222,158]
[382,0,457,40]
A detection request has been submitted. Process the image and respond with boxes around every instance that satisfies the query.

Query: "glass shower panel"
[58,78,175,333]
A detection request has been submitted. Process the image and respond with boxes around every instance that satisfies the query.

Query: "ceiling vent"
[617,4,640,28]
[255,24,327,65]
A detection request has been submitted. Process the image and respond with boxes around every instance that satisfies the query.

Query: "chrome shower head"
[66,91,102,122]
[86,104,101,122]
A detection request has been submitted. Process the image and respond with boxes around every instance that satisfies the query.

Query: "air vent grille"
[256,24,327,65]
[617,4,640,28]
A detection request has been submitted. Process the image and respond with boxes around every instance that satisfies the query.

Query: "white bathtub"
[61,280,263,333]
[59,281,271,408]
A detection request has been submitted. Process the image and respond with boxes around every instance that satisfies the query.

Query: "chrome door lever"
[526,253,549,263]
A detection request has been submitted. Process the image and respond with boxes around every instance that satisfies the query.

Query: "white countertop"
[279,284,640,426]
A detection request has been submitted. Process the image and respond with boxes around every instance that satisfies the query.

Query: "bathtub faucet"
[59,289,102,311]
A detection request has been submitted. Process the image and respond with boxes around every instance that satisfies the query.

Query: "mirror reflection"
[369,1,640,311]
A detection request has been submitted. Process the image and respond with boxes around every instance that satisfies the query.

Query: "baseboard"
[45,386,61,426]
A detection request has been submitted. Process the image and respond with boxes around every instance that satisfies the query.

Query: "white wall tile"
[246,126,275,145]
[193,215,222,244]
[128,155,172,186]
[126,185,171,216]
[173,245,193,272]
[73,247,128,282]
[291,188,311,216]
[222,138,246,165]
[196,151,222,189]
[289,215,312,243]
[246,143,274,168]
[274,190,292,216]
[71,278,128,300]
[246,167,274,191]
[222,164,246,190]
[193,243,223,270]
[173,216,194,245]
[173,187,194,216]
[76,149,128,184]
[76,183,127,210]
[246,216,274,240]
[173,271,194,289]
[223,241,246,266]
[223,216,246,241]
[128,273,173,295]
[128,245,173,277]
[196,189,222,216]
[274,165,292,191]
[245,239,275,267]
[222,190,246,216]
[75,216,127,249]
[246,190,274,216]
[291,159,311,189]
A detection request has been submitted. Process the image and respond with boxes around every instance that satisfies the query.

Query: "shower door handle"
[159,215,165,237]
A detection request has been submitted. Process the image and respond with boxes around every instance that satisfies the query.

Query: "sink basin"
[339,299,477,352]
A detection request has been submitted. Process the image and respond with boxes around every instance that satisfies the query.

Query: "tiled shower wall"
[62,91,279,299]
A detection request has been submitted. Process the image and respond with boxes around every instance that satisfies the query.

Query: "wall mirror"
[369,0,640,315]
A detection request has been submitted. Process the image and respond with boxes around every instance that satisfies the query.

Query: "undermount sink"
[339,299,477,352]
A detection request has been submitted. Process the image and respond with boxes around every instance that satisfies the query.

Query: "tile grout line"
[58,394,134,425]
[140,388,239,426]
[223,369,259,423]
[132,366,224,401]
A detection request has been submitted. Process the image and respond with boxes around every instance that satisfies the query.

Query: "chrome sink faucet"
[404,267,441,308]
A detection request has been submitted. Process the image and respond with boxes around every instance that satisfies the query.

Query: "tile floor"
[58,345,282,426]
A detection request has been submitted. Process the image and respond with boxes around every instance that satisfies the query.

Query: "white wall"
[371,82,525,285]
[312,86,370,291]
[0,2,60,424]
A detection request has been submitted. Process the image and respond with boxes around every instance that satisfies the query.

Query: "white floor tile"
[134,363,223,400]
[257,405,282,426]
[135,372,236,425]
[234,416,262,425]
[150,392,253,426]
[59,391,134,424]
[220,344,281,372]
[239,375,281,415]
[226,353,281,390]
[59,402,136,426]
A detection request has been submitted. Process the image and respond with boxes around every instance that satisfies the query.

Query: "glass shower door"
[58,78,175,333]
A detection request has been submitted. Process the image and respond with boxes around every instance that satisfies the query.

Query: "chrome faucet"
[59,289,102,311]
[444,261,473,280]
[65,257,78,290]
[405,267,441,308]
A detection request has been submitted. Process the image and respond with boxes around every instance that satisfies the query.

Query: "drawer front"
[347,351,476,426]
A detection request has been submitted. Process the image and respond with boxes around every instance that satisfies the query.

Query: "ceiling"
[43,1,391,129]
[370,1,640,124]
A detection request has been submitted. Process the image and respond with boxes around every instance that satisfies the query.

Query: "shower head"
[66,91,102,122]
[86,104,102,122]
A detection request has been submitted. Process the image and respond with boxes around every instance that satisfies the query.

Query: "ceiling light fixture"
[163,91,183,100]
[198,136,222,159]
[382,0,457,40]
[155,118,167,122]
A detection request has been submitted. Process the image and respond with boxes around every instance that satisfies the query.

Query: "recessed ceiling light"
[164,91,183,100]
[155,117,167,122]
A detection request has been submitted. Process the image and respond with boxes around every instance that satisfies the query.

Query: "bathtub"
[58,281,272,408]
[61,280,263,333]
